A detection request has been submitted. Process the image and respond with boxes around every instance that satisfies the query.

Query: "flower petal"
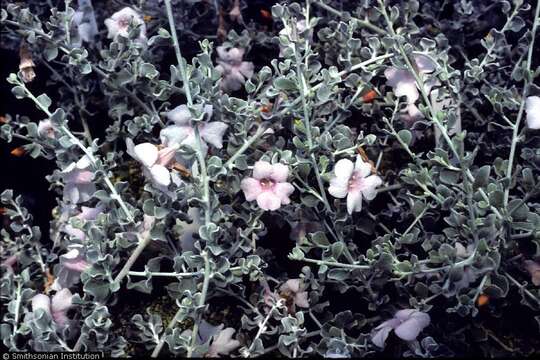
[280,279,301,293]
[328,177,349,198]
[149,164,171,187]
[274,182,294,204]
[240,177,262,201]
[371,325,394,348]
[253,161,273,180]
[167,105,192,125]
[394,314,430,342]
[134,143,158,168]
[360,175,383,201]
[201,122,228,149]
[51,288,73,313]
[354,156,372,178]
[526,96,540,129]
[270,163,289,182]
[334,159,354,179]
[256,191,281,211]
[294,291,309,308]
[346,189,363,215]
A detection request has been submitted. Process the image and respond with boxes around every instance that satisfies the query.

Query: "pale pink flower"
[76,205,104,221]
[279,279,309,309]
[524,260,540,286]
[215,46,254,92]
[31,288,73,326]
[181,320,240,357]
[37,120,55,139]
[160,104,228,156]
[55,245,90,288]
[328,156,382,215]
[371,309,430,348]
[62,156,96,204]
[240,161,294,211]
[126,139,178,187]
[207,327,241,357]
[525,96,540,129]
[104,7,146,41]
[384,54,438,121]
[228,0,243,23]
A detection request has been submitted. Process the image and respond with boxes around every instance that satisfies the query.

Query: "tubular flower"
[215,46,254,92]
[31,288,73,326]
[525,96,540,129]
[371,309,430,348]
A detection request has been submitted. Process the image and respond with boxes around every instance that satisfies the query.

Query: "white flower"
[160,104,228,156]
[525,96,540,129]
[207,327,241,357]
[328,156,383,215]
[215,46,254,92]
[126,139,178,187]
[31,288,73,326]
[104,7,146,41]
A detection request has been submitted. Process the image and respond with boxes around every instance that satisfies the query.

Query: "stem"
[225,125,267,169]
[14,80,134,222]
[290,5,333,213]
[503,0,540,207]
[150,251,211,358]
[244,299,284,357]
[164,0,211,226]
[113,233,152,285]
[377,0,503,220]
[186,251,211,358]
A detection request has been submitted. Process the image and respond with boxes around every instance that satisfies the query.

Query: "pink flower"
[215,46,254,92]
[38,120,55,139]
[384,54,438,121]
[207,327,241,357]
[328,156,383,215]
[279,279,309,309]
[31,288,73,326]
[160,104,228,156]
[524,260,540,286]
[104,7,146,42]
[126,139,178,187]
[240,161,294,211]
[371,309,430,348]
[62,156,96,204]
[55,245,90,288]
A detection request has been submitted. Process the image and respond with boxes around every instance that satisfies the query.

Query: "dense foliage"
[1,0,539,358]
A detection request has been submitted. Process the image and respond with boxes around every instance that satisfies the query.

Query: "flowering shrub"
[1,0,539,358]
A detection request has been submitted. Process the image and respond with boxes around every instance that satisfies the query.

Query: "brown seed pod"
[19,43,36,83]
